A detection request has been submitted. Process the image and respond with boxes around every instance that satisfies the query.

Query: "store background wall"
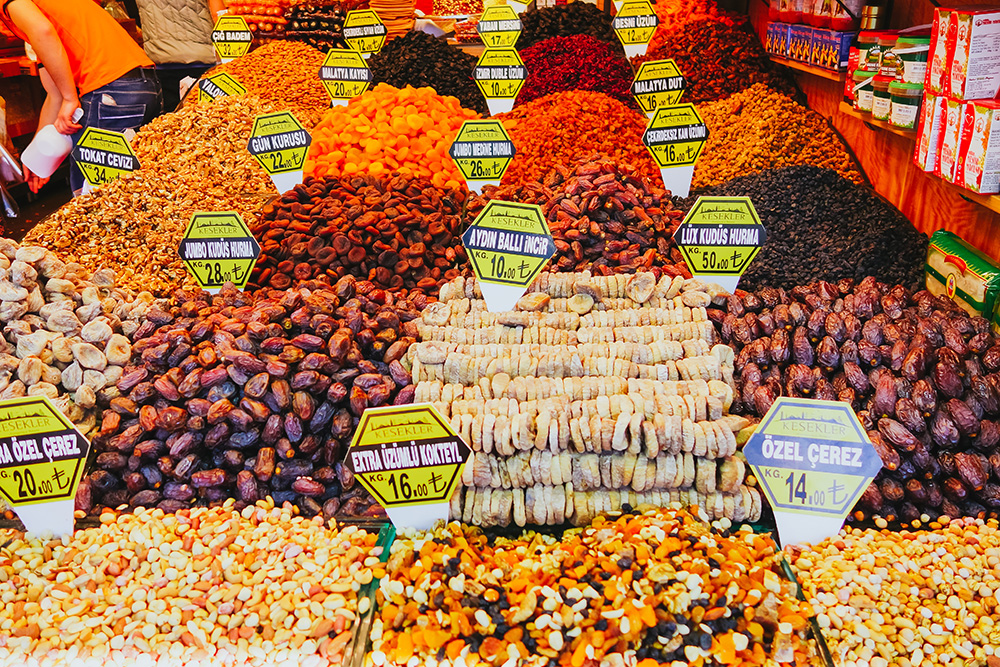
[747,0,1000,261]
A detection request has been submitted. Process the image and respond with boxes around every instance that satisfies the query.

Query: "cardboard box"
[766,22,791,57]
[928,7,953,93]
[926,230,1000,318]
[811,28,855,70]
[956,99,1000,193]
[915,92,946,172]
[948,6,1000,100]
[937,96,966,182]
[788,25,814,62]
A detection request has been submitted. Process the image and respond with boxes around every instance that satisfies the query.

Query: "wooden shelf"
[838,102,917,139]
[940,179,1000,216]
[769,55,844,81]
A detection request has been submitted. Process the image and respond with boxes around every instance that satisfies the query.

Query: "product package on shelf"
[937,95,966,182]
[766,21,791,57]
[947,6,1000,101]
[810,27,853,71]
[925,229,1000,318]
[927,7,952,94]
[788,24,814,62]
[957,98,1000,194]
[408,272,761,528]
[914,91,945,172]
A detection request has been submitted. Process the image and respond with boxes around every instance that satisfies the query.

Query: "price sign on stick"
[179,212,261,293]
[744,397,882,546]
[72,128,140,192]
[673,196,765,293]
[0,396,90,537]
[462,200,555,312]
[319,49,372,106]
[247,111,312,193]
[449,120,516,193]
[642,103,708,198]
[476,5,522,48]
[347,404,471,530]
[212,15,253,63]
[198,72,246,102]
[474,48,527,116]
[343,10,388,58]
[631,59,686,118]
[612,0,658,59]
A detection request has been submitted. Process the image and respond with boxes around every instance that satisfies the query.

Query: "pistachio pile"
[82,277,420,518]
[372,506,817,667]
[0,239,151,438]
[715,279,1000,523]
[0,500,386,666]
[25,97,277,296]
[413,272,760,526]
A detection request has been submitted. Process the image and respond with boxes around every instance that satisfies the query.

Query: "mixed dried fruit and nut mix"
[4,0,998,664]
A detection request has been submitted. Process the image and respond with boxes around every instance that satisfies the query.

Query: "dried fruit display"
[304,84,478,190]
[518,3,618,50]
[715,278,1000,523]
[248,174,467,298]
[0,500,385,665]
[793,517,1000,666]
[636,20,796,104]
[0,239,152,439]
[646,0,741,56]
[498,91,660,187]
[517,35,634,107]
[694,84,862,188]
[682,166,927,290]
[81,278,420,518]
[286,2,348,51]
[25,96,277,296]
[368,30,487,115]
[411,272,761,526]
[204,41,330,127]
[371,506,817,666]
[470,156,689,277]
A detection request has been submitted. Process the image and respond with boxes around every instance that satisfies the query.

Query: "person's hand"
[54,98,81,134]
[23,164,49,193]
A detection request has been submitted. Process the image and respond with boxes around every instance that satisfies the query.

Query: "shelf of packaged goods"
[837,101,918,140]
[940,179,1000,216]
[769,55,844,81]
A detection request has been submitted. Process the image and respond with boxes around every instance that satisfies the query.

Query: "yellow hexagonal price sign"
[0,396,89,509]
[477,5,522,48]
[212,15,253,62]
[673,196,766,292]
[631,59,686,117]
[319,49,372,105]
[248,111,312,192]
[71,128,140,189]
[642,104,708,168]
[179,212,261,292]
[744,398,882,545]
[347,404,470,529]
[198,72,246,103]
[448,120,516,192]
[474,47,526,115]
[462,200,555,312]
[613,0,658,57]
[343,10,388,58]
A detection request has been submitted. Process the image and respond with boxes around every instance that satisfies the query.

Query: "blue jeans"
[71,68,163,193]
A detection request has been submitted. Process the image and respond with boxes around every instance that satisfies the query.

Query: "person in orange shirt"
[1,0,162,193]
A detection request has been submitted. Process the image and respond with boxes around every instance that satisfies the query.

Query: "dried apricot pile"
[371,505,817,666]
[304,84,479,190]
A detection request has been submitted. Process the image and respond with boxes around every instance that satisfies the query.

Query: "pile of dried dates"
[248,175,467,299]
[80,277,420,519]
[714,277,1000,522]
[470,157,690,277]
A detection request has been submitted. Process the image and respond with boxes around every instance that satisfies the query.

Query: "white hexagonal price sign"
[631,59,685,118]
[672,196,766,293]
[612,0,658,58]
[212,15,253,63]
[744,398,883,546]
[343,10,387,58]
[477,5,522,48]
[474,48,527,116]
[449,119,516,192]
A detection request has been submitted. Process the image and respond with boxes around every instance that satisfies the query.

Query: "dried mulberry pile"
[517,35,634,107]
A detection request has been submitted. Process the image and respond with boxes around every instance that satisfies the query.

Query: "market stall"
[2,0,1000,666]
